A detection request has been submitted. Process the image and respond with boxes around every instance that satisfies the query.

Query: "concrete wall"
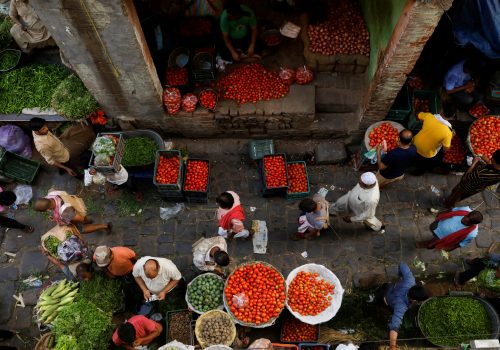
[359,0,408,81]
[30,0,164,120]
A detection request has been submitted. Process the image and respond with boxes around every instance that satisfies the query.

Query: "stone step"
[312,112,361,133]
[315,86,364,113]
[313,72,368,90]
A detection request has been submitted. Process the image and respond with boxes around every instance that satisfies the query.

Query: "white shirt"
[132,256,182,294]
[192,236,227,272]
[347,184,380,222]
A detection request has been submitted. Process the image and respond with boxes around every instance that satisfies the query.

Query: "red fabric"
[112,315,159,345]
[219,205,245,230]
[429,210,476,251]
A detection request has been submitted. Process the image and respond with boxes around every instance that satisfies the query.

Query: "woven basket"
[195,310,236,348]
[34,333,55,350]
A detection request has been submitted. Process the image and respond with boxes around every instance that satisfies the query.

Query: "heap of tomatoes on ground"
[443,134,466,165]
[469,115,500,161]
[368,122,400,151]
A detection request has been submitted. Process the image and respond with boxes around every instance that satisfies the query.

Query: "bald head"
[144,259,159,279]
[399,129,413,146]
[34,198,55,212]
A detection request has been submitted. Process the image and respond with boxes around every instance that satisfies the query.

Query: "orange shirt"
[94,247,136,277]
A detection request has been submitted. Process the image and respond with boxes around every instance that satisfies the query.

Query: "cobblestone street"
[0,149,498,348]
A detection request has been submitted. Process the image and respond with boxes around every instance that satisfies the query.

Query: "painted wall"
[359,0,408,80]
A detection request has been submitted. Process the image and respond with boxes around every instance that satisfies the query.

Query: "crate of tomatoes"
[281,317,319,344]
[260,154,288,197]
[286,161,310,200]
[183,158,210,204]
[153,150,184,198]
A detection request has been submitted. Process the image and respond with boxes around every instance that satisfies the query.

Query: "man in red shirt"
[112,315,162,349]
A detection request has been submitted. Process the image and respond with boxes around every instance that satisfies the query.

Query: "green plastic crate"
[386,85,411,122]
[408,90,439,131]
[249,139,274,160]
[153,150,183,192]
[0,148,40,184]
[286,161,310,200]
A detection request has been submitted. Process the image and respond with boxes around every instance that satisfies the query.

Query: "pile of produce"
[166,67,189,86]
[91,134,119,166]
[54,335,78,350]
[225,262,286,325]
[36,280,79,325]
[287,163,308,194]
[263,32,282,46]
[196,312,235,346]
[413,97,431,115]
[469,103,490,118]
[218,63,289,104]
[0,50,20,71]
[419,297,491,346]
[0,64,70,113]
[443,134,465,165]
[53,299,113,350]
[187,273,224,313]
[51,74,99,121]
[199,89,217,110]
[89,109,107,126]
[43,231,72,257]
[307,0,369,56]
[263,155,287,189]
[163,87,182,114]
[182,93,198,112]
[279,67,295,85]
[155,154,181,185]
[77,272,123,314]
[295,66,314,85]
[168,311,191,344]
[0,16,12,49]
[184,159,209,192]
[282,318,318,342]
[121,137,159,167]
[469,116,499,161]
[288,271,335,316]
[368,122,399,151]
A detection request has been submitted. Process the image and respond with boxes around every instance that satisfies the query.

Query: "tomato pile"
[263,155,287,188]
[199,89,217,110]
[184,160,209,192]
[295,66,314,85]
[469,116,500,161]
[218,63,289,104]
[225,263,286,325]
[155,155,180,184]
[182,93,198,112]
[368,122,400,151]
[279,67,295,85]
[443,135,466,165]
[282,318,318,342]
[163,87,182,115]
[414,98,430,115]
[469,103,489,118]
[263,33,282,46]
[287,163,308,193]
[287,271,335,316]
[166,68,189,86]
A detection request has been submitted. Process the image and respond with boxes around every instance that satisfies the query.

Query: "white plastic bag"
[160,203,185,221]
[84,170,93,187]
[14,185,32,205]
[158,340,194,350]
[92,172,106,185]
[252,220,268,254]
[232,293,249,309]
[335,344,359,350]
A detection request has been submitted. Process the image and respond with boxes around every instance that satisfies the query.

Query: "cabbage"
[91,136,116,156]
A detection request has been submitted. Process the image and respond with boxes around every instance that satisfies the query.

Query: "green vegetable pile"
[51,74,99,121]
[77,272,123,314]
[187,273,224,312]
[0,50,20,71]
[53,299,113,350]
[0,16,12,49]
[419,297,492,346]
[121,137,159,166]
[44,236,61,257]
[54,335,77,350]
[0,64,70,114]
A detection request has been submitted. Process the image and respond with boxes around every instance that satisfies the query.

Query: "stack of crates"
[89,132,126,173]
[183,158,210,204]
[408,90,439,132]
[153,150,184,201]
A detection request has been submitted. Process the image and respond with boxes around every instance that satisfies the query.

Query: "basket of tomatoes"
[364,121,405,151]
[286,161,310,200]
[223,261,286,328]
[260,154,289,197]
[468,102,490,119]
[285,264,344,325]
[467,115,500,162]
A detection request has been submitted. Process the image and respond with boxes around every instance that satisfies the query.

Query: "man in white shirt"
[192,236,229,274]
[133,256,182,301]
[330,172,384,231]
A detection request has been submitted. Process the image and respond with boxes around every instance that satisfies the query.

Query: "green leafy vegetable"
[51,74,99,120]
[419,297,492,346]
[77,272,123,314]
[0,50,20,71]
[54,334,78,350]
[92,136,116,156]
[122,137,159,166]
[0,64,70,114]
[0,16,12,49]
[44,236,61,257]
[53,300,113,350]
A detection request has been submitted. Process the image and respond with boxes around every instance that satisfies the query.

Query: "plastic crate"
[260,154,288,197]
[280,319,319,344]
[166,309,192,344]
[0,148,40,184]
[286,161,310,200]
[183,159,210,204]
[386,85,411,122]
[153,150,183,192]
[272,344,299,350]
[89,132,125,174]
[408,90,439,131]
[249,139,275,160]
[299,343,329,350]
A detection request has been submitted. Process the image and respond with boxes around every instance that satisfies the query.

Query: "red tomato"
[263,155,287,188]
[287,163,308,193]
[287,271,335,316]
[368,122,400,151]
[155,155,180,184]
[443,134,466,165]
[183,160,209,192]
[470,116,500,161]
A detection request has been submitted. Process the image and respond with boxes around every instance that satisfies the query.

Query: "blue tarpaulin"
[452,0,500,59]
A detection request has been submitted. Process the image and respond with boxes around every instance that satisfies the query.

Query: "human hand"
[66,168,77,177]
[342,216,352,223]
[231,51,241,62]
[157,290,167,301]
[133,337,146,346]
[143,289,151,301]
[247,45,255,57]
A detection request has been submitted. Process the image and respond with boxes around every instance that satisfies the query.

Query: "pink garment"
[45,194,65,225]
[217,191,245,233]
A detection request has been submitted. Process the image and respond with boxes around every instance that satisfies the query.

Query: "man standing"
[192,236,230,274]
[112,315,163,350]
[444,150,500,208]
[373,263,428,350]
[376,129,416,188]
[444,58,482,108]
[29,117,75,176]
[412,103,455,175]
[94,245,137,278]
[216,191,251,239]
[133,256,182,301]
[416,207,482,251]
[330,172,383,231]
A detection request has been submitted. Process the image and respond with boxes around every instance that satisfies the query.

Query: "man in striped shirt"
[444,150,500,208]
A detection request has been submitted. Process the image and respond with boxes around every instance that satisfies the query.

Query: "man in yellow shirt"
[412,103,455,175]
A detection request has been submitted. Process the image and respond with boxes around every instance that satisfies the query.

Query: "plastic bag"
[14,184,32,205]
[92,172,106,185]
[335,344,359,350]
[279,67,295,85]
[84,170,93,186]
[158,340,194,350]
[163,87,182,115]
[91,136,116,156]
[0,125,32,158]
[248,339,272,350]
[160,203,185,221]
[232,292,249,308]
[182,93,198,112]
[57,235,87,263]
[295,66,314,85]
[94,153,112,166]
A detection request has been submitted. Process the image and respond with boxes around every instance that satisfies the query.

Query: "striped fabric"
[459,164,500,196]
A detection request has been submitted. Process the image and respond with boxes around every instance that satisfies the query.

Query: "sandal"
[23,225,34,233]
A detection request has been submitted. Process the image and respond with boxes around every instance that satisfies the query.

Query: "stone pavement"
[0,154,498,349]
